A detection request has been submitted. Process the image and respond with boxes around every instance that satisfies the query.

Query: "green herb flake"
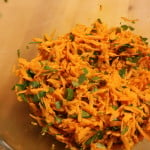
[96,143,106,149]
[38,91,46,98]
[55,116,62,124]
[119,68,126,78]
[91,87,98,93]
[82,68,88,74]
[41,126,48,134]
[65,88,74,101]
[121,25,128,31]
[128,26,135,31]
[17,49,20,58]
[69,114,78,119]
[44,66,57,72]
[15,80,29,91]
[18,93,28,102]
[85,131,103,145]
[147,83,150,86]
[30,81,41,88]
[126,55,141,63]
[140,36,148,44]
[121,126,129,135]
[122,86,127,88]
[112,105,118,110]
[41,123,53,134]
[55,101,62,109]
[118,44,133,53]
[132,66,138,70]
[48,87,55,93]
[113,118,120,121]
[91,76,100,81]
[78,74,87,84]
[85,34,92,36]
[29,41,42,44]
[121,25,134,31]
[82,110,91,118]
[110,126,121,131]
[32,95,40,102]
[26,69,35,78]
[69,33,75,41]
[72,81,79,87]
[15,84,26,91]
[97,18,102,24]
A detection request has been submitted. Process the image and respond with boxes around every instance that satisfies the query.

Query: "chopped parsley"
[121,126,129,135]
[119,68,126,78]
[55,101,62,109]
[82,110,91,118]
[122,86,127,88]
[26,69,35,78]
[126,55,141,63]
[65,88,74,101]
[72,81,79,87]
[110,126,120,131]
[118,44,133,53]
[91,87,98,93]
[48,87,55,93]
[69,114,78,119]
[140,36,148,45]
[82,68,88,74]
[78,74,87,84]
[91,76,100,82]
[112,105,118,110]
[30,81,41,88]
[85,130,103,145]
[15,80,29,90]
[121,24,134,31]
[55,116,62,124]
[18,93,28,102]
[69,33,75,41]
[44,66,57,72]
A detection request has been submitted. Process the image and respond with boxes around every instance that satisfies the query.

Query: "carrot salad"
[13,19,150,150]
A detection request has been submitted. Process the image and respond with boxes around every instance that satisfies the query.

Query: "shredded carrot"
[121,17,139,23]
[13,18,150,150]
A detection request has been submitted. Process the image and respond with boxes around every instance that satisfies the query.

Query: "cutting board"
[0,0,150,149]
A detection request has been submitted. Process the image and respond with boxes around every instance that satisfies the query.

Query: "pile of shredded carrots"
[13,19,150,150]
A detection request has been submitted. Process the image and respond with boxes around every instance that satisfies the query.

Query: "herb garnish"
[69,33,75,41]
[65,88,74,101]
[119,68,126,78]
[82,110,91,118]
[55,101,62,109]
[121,126,129,135]
[118,44,133,53]
[85,130,103,145]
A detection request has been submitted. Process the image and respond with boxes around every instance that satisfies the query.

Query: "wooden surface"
[0,0,150,149]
